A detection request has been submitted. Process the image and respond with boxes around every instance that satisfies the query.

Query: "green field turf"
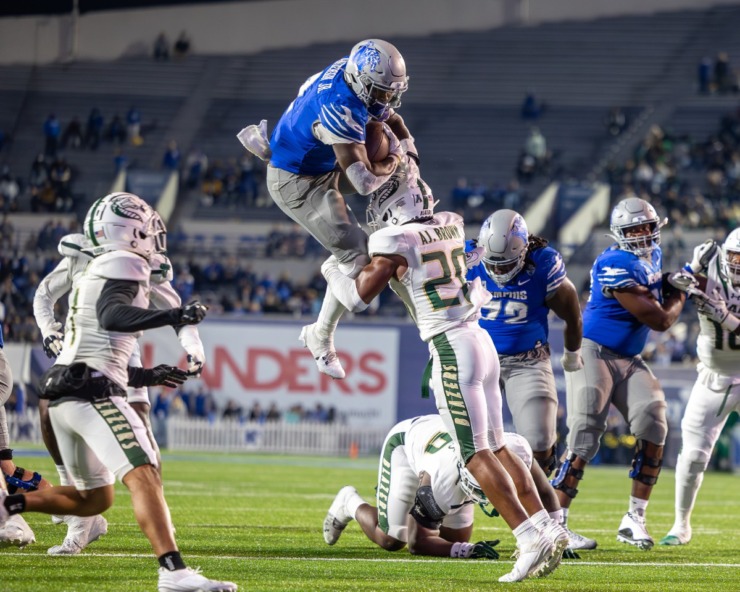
[4,449,740,591]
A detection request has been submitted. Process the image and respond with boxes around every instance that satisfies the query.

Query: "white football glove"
[695,287,740,332]
[382,123,403,162]
[186,351,205,378]
[42,322,64,359]
[561,349,584,372]
[688,239,718,274]
[236,119,272,162]
[667,269,701,296]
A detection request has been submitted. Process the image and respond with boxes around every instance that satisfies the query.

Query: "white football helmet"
[345,39,408,121]
[478,209,529,286]
[722,228,740,285]
[84,192,166,260]
[366,172,435,232]
[457,463,488,505]
[609,197,664,257]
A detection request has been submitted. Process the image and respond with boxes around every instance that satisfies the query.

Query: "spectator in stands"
[698,57,712,94]
[521,91,544,121]
[106,114,126,144]
[162,140,181,171]
[153,32,170,61]
[222,399,243,421]
[84,107,104,150]
[238,152,259,206]
[248,401,265,423]
[450,177,472,212]
[524,127,548,170]
[43,114,61,158]
[0,128,6,153]
[516,151,537,184]
[113,148,129,173]
[265,403,281,422]
[194,386,217,420]
[174,31,191,59]
[606,107,627,137]
[49,157,74,212]
[713,51,736,94]
[0,166,20,214]
[126,106,142,145]
[185,147,208,189]
[60,116,83,149]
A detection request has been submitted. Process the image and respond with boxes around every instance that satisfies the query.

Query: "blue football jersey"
[466,240,566,355]
[269,58,369,176]
[583,244,663,357]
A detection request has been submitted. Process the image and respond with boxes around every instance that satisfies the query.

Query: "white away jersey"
[369,211,491,342]
[55,250,151,389]
[697,253,740,377]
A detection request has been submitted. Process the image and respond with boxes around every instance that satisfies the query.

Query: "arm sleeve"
[33,259,72,335]
[345,161,394,196]
[97,279,181,332]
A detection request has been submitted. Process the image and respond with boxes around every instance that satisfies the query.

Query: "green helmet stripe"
[87,197,104,247]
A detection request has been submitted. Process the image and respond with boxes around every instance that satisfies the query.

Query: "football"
[364,121,390,162]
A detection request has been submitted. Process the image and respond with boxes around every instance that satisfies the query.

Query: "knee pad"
[550,451,584,499]
[567,419,603,462]
[0,448,12,461]
[679,447,711,472]
[339,254,371,279]
[629,440,663,486]
[631,400,668,446]
[5,467,42,493]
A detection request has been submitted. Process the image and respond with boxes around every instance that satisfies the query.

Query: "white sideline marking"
[3,551,740,568]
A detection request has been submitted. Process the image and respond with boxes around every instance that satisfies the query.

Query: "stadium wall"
[0,0,738,65]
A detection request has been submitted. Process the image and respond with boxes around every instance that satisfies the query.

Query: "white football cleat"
[323,486,357,545]
[499,532,554,583]
[48,514,108,555]
[158,567,237,592]
[300,323,345,380]
[51,515,66,525]
[537,520,569,577]
[617,511,654,550]
[0,514,36,548]
[659,526,692,546]
[565,526,598,550]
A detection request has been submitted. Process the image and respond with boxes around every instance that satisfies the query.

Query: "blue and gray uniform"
[566,244,667,461]
[467,239,566,456]
[267,57,370,267]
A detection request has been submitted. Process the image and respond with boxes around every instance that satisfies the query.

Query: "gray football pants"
[0,348,12,451]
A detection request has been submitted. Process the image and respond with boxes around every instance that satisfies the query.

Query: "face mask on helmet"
[84,192,164,260]
[345,39,408,121]
[366,175,435,232]
[478,209,529,286]
[722,228,740,285]
[609,197,664,257]
[457,463,488,506]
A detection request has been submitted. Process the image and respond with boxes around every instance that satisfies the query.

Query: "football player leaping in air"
[320,157,568,582]
[324,413,580,561]
[0,192,235,592]
[466,210,592,551]
[32,229,206,556]
[550,197,687,551]
[659,231,740,546]
[237,39,416,381]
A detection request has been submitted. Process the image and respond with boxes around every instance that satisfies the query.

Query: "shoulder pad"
[58,234,91,259]
[369,227,411,256]
[89,251,150,282]
[435,211,463,228]
[150,254,174,284]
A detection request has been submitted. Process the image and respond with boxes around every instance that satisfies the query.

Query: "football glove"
[695,287,740,332]
[179,301,208,325]
[561,349,584,372]
[145,365,189,388]
[382,123,404,163]
[42,323,64,359]
[186,353,204,378]
[236,119,272,162]
[562,548,581,560]
[688,239,718,274]
[667,269,700,295]
[450,540,500,559]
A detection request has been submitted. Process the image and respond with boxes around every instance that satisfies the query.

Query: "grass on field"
[4,448,740,591]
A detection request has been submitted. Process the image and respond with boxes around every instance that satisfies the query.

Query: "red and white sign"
[139,322,400,427]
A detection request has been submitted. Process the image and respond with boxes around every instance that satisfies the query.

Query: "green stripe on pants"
[432,332,475,462]
[92,399,150,468]
[377,431,405,534]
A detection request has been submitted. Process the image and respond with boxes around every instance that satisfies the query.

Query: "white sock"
[673,452,704,531]
[529,509,550,531]
[513,518,539,545]
[561,508,569,527]
[346,492,366,520]
[629,496,648,518]
[315,290,345,340]
[549,509,564,525]
[56,465,71,487]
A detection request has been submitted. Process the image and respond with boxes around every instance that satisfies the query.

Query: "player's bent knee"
[122,463,162,491]
[550,450,585,499]
[631,400,668,445]
[567,422,603,462]
[380,536,406,552]
[629,439,663,485]
[78,485,115,514]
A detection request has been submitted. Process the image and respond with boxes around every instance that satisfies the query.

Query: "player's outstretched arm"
[97,279,206,332]
[321,254,405,312]
[547,277,583,367]
[613,284,685,332]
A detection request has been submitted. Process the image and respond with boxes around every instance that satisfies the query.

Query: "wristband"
[450,541,475,558]
[723,313,740,333]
